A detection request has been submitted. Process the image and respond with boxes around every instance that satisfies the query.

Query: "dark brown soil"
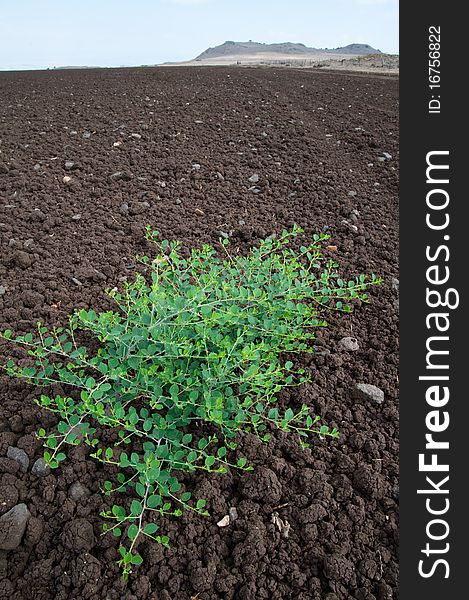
[0,66,399,600]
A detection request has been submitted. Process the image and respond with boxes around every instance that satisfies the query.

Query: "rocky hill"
[195,41,380,60]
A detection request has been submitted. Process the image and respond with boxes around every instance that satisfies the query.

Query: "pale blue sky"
[0,0,398,70]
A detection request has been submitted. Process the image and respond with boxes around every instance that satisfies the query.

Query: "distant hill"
[195,41,380,61]
[52,65,100,70]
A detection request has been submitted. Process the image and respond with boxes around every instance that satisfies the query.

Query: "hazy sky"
[0,0,398,70]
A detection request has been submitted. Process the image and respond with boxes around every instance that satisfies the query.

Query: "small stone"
[248,174,259,184]
[191,163,201,171]
[0,504,31,550]
[130,133,142,139]
[353,383,385,405]
[119,202,129,213]
[0,285,6,296]
[218,231,229,239]
[110,170,132,181]
[382,152,392,160]
[347,191,357,197]
[338,337,360,352]
[248,186,261,194]
[82,131,91,139]
[71,213,81,221]
[341,219,358,233]
[71,277,83,287]
[63,175,72,184]
[64,161,75,170]
[6,447,29,473]
[377,157,386,162]
[194,208,204,216]
[113,141,122,147]
[229,507,238,522]
[217,515,230,527]
[70,130,78,136]
[33,163,41,171]
[271,512,291,539]
[238,219,245,226]
[194,120,204,124]
[175,198,182,205]
[391,278,399,292]
[69,481,91,502]
[31,457,51,477]
[326,245,337,252]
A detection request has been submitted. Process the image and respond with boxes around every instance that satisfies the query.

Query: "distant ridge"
[52,65,100,70]
[195,40,380,60]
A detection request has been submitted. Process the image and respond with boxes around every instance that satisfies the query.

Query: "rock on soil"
[6,447,29,473]
[31,457,51,477]
[338,336,360,351]
[0,504,31,550]
[69,481,91,502]
[353,383,385,405]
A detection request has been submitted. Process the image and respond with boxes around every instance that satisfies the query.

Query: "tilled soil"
[0,67,398,600]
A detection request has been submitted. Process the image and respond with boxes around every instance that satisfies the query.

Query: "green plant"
[1,225,381,576]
